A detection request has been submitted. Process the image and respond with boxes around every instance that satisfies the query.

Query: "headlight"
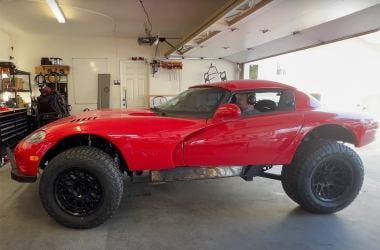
[25,130,46,144]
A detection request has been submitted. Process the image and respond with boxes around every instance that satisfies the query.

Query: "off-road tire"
[281,140,364,213]
[39,146,124,228]
[281,141,315,204]
[281,140,323,204]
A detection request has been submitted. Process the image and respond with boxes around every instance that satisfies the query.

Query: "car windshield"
[155,87,228,118]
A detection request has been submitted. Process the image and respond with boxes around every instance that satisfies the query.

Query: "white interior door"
[120,60,148,108]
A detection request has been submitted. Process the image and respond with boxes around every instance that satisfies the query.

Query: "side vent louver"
[70,117,97,123]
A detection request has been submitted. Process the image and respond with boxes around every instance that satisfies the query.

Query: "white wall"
[13,34,155,113]
[244,36,380,118]
[149,59,237,95]
[0,29,12,61]
[11,34,237,114]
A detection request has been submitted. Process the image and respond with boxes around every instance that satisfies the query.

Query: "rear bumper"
[7,148,37,183]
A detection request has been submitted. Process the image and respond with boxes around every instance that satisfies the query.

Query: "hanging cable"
[138,0,153,36]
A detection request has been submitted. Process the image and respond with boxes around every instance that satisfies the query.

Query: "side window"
[230,91,258,116]
[231,89,295,116]
[277,90,295,111]
[255,92,280,103]
[254,92,279,113]
[255,90,295,112]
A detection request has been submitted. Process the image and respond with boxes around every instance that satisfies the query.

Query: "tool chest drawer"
[0,108,28,157]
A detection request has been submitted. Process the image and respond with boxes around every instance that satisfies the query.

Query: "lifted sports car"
[9,80,378,228]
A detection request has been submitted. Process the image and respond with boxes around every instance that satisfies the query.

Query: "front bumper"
[7,148,37,183]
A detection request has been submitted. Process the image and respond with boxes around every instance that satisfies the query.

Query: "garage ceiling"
[1,0,379,62]
[167,0,380,62]
[0,0,230,38]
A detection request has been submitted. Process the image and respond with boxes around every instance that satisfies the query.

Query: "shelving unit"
[1,65,32,109]
[34,65,70,103]
[0,63,32,164]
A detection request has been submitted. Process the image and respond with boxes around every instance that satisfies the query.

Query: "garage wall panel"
[0,29,11,61]
[11,34,237,114]
[149,59,237,96]
[13,35,154,114]
[72,58,109,104]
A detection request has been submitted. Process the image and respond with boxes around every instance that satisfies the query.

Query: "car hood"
[74,108,158,119]
[38,108,207,140]
[42,108,157,127]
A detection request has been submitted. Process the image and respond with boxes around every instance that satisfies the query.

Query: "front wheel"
[281,141,364,214]
[39,146,124,228]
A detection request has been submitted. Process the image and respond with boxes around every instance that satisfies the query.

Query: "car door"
[183,89,303,166]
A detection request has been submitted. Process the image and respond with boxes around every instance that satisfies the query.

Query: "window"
[230,89,295,116]
[155,87,228,118]
[255,92,280,103]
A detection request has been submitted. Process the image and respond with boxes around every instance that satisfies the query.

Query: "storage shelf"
[1,63,32,159]
[0,89,31,93]
[0,107,27,114]
[35,65,70,75]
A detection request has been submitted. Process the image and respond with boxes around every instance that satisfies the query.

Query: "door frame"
[119,59,149,108]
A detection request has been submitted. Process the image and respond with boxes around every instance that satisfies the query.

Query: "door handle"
[123,89,127,108]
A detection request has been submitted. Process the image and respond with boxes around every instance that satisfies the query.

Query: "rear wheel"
[39,146,123,228]
[281,140,364,213]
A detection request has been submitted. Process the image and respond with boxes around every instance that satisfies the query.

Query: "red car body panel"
[184,111,303,166]
[15,109,207,175]
[13,80,378,178]
[192,80,296,91]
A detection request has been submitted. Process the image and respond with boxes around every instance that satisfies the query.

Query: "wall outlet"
[114,80,120,85]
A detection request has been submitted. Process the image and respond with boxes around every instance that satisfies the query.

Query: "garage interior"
[0,0,379,249]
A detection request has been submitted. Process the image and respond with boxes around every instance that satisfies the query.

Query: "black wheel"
[39,146,123,228]
[281,140,364,214]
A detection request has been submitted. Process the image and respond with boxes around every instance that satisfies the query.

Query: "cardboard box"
[1,81,10,90]
[16,81,24,90]
[1,78,10,84]
[14,78,24,90]
[14,77,24,84]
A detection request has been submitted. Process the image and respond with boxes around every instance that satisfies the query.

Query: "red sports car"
[9,80,378,228]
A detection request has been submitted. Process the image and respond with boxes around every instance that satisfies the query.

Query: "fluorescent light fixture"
[46,0,66,23]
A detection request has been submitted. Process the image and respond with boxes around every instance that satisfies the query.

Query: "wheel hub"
[54,168,103,216]
[311,158,353,202]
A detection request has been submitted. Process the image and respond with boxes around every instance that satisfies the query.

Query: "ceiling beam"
[226,4,380,63]
[241,27,380,63]
[226,0,273,26]
[164,0,246,56]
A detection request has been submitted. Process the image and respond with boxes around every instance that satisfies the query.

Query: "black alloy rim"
[311,158,354,202]
[54,168,103,216]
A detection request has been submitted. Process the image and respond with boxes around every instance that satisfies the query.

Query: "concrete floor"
[0,141,379,250]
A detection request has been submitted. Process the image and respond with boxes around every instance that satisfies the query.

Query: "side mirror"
[213,104,241,121]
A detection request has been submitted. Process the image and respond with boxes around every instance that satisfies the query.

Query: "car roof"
[191,80,296,91]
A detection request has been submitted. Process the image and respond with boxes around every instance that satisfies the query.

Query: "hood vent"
[70,117,97,123]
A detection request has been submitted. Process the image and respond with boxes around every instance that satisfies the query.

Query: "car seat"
[278,90,295,111]
[254,99,277,112]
